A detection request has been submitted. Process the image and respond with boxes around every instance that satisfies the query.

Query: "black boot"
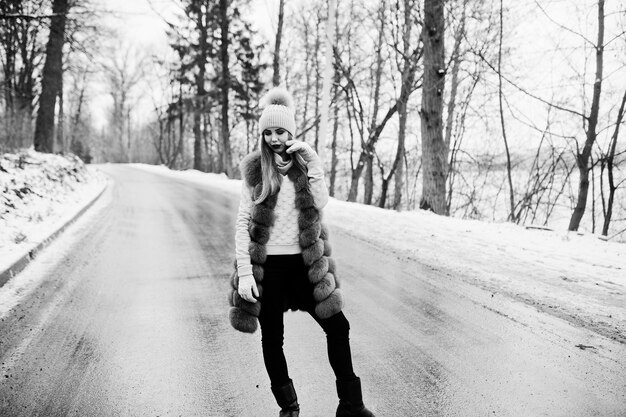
[271,379,300,417]
[336,377,375,417]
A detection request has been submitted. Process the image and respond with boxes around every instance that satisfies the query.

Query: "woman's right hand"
[285,140,319,164]
[238,274,259,303]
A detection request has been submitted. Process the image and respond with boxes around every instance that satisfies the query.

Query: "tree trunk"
[392,0,413,211]
[568,0,604,231]
[393,129,405,210]
[362,0,386,205]
[56,83,64,153]
[419,0,447,215]
[70,69,88,153]
[313,13,321,151]
[347,105,398,202]
[219,0,233,177]
[193,4,208,171]
[364,154,374,204]
[318,0,336,163]
[2,0,41,149]
[379,176,390,208]
[380,89,411,208]
[601,90,626,236]
[176,91,184,168]
[301,20,311,141]
[444,0,467,211]
[329,59,340,197]
[498,0,516,221]
[193,98,203,170]
[272,0,285,86]
[328,3,340,196]
[126,108,132,162]
[348,153,367,202]
[34,0,69,153]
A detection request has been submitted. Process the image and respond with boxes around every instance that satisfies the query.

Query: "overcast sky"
[99,0,278,51]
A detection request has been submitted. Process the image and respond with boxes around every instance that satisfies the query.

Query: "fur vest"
[228,151,343,333]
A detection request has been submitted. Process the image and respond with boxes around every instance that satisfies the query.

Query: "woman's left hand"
[285,140,318,164]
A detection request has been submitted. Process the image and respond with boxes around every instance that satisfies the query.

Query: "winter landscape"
[2,0,626,415]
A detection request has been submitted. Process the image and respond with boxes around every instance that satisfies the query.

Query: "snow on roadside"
[132,163,626,343]
[326,198,626,343]
[0,149,107,272]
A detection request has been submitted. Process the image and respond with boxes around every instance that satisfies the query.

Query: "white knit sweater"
[235,159,329,278]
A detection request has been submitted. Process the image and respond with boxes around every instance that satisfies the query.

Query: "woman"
[228,87,375,417]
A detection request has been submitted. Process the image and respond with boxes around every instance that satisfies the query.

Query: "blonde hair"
[254,133,307,205]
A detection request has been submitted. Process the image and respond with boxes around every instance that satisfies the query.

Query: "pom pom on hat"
[259,87,296,136]
[260,87,295,110]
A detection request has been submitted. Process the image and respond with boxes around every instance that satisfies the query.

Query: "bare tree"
[102,44,144,162]
[379,0,419,209]
[339,0,423,204]
[187,0,212,171]
[497,0,515,221]
[272,0,285,86]
[568,0,605,231]
[34,0,70,153]
[218,0,234,177]
[318,0,337,162]
[420,0,447,214]
[600,90,626,236]
[0,0,46,151]
[329,4,341,197]
[363,0,387,205]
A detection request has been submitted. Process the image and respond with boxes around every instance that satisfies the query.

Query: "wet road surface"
[0,165,625,416]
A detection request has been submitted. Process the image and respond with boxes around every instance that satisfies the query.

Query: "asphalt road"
[0,165,624,416]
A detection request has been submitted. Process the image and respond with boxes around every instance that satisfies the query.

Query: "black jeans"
[258,254,357,387]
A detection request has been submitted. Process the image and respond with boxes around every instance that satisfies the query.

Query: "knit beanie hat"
[259,87,296,136]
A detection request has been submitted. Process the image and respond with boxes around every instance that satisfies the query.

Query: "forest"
[1,0,625,240]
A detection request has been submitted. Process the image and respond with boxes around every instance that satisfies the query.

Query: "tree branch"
[471,48,587,119]
[0,13,62,20]
[533,0,596,48]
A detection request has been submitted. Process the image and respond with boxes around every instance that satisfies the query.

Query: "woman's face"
[263,127,289,154]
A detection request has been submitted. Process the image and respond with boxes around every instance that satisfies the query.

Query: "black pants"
[258,254,357,387]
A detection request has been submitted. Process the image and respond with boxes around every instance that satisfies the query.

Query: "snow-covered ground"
[1,157,624,344]
[0,149,107,275]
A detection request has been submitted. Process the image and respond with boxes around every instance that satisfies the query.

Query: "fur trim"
[229,269,239,289]
[252,184,263,201]
[323,239,332,256]
[315,289,344,319]
[302,239,325,266]
[313,273,336,301]
[231,291,262,316]
[249,221,271,244]
[240,151,262,187]
[249,241,267,264]
[251,205,274,226]
[293,173,309,192]
[229,307,258,333]
[252,264,264,282]
[287,168,311,194]
[327,257,336,274]
[295,190,315,209]
[299,223,322,247]
[320,223,329,240]
[298,207,319,229]
[309,257,329,284]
